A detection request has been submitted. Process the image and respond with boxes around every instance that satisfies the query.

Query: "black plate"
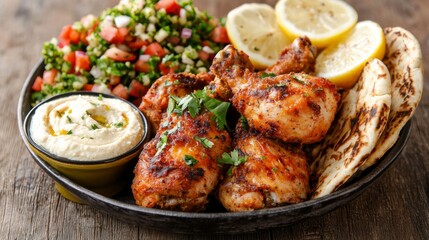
[18,60,412,234]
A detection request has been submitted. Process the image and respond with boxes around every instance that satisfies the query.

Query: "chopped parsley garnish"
[91,124,99,130]
[113,122,124,128]
[291,76,306,84]
[240,115,249,130]
[261,72,276,78]
[167,89,230,130]
[314,87,324,92]
[218,149,248,176]
[183,155,198,167]
[272,167,278,172]
[194,136,214,149]
[98,94,103,101]
[254,47,260,51]
[155,122,181,155]
[66,115,72,123]
[67,130,73,135]
[164,80,180,87]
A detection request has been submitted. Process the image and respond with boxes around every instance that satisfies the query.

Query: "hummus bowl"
[21,89,150,203]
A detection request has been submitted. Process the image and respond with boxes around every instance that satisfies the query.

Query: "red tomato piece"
[105,47,136,62]
[211,27,230,44]
[63,51,76,67]
[43,69,58,86]
[32,76,44,92]
[155,0,181,15]
[112,84,129,100]
[82,84,94,91]
[59,25,72,42]
[134,60,151,73]
[129,38,149,50]
[109,76,121,86]
[69,29,81,44]
[75,51,91,71]
[144,42,166,57]
[198,50,210,61]
[159,63,178,75]
[100,25,118,43]
[111,27,129,44]
[80,32,89,45]
[129,80,149,98]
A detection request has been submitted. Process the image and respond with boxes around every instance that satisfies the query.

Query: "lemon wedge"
[315,21,386,89]
[226,3,291,69]
[275,0,358,49]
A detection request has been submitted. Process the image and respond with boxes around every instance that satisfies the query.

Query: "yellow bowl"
[22,91,150,203]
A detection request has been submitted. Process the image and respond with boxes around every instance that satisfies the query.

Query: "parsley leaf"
[239,116,249,130]
[113,122,124,128]
[291,76,306,84]
[183,155,198,166]
[67,130,73,135]
[261,72,276,78]
[66,115,72,123]
[156,132,168,155]
[91,124,99,130]
[194,136,214,148]
[218,149,248,166]
[98,94,103,101]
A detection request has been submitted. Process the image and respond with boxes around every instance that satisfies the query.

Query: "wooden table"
[1,0,428,239]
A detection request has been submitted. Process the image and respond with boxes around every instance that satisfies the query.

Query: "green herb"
[156,132,169,155]
[195,89,230,130]
[218,149,248,174]
[261,156,266,160]
[261,72,276,78]
[275,83,287,87]
[303,92,309,97]
[66,116,72,123]
[194,136,214,149]
[91,124,99,130]
[291,76,306,84]
[254,47,260,51]
[164,80,180,87]
[98,94,103,101]
[183,155,198,166]
[240,116,249,130]
[113,122,124,128]
[179,94,201,118]
[67,130,73,135]
[314,87,324,92]
[272,167,278,172]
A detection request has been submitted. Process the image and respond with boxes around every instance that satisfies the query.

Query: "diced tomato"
[129,80,149,98]
[80,32,89,45]
[144,42,166,57]
[211,27,230,44]
[155,0,181,15]
[105,47,136,62]
[100,25,118,43]
[82,84,94,91]
[63,51,76,67]
[112,27,129,44]
[43,69,58,86]
[198,50,210,61]
[112,84,129,100]
[168,36,181,45]
[59,25,72,41]
[32,76,44,92]
[202,40,212,47]
[69,29,81,44]
[109,76,121,86]
[75,51,91,71]
[129,38,149,50]
[159,62,178,75]
[134,60,151,73]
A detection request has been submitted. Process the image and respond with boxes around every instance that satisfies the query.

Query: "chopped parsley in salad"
[31,0,230,106]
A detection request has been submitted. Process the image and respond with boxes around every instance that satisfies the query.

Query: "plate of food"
[17,0,423,234]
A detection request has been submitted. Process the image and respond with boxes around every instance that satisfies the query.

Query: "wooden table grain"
[1,0,428,239]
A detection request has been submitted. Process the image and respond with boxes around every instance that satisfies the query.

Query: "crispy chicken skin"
[207,36,317,101]
[138,72,212,131]
[218,123,310,212]
[132,111,231,212]
[211,45,341,144]
[265,36,317,75]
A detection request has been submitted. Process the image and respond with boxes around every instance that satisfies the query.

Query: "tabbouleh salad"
[31,0,230,106]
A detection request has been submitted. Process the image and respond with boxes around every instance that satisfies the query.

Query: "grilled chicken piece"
[211,45,340,144]
[218,123,310,212]
[138,72,213,131]
[265,36,317,75]
[207,37,317,101]
[132,111,231,212]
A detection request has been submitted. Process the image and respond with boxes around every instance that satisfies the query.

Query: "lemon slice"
[315,21,386,89]
[226,3,291,69]
[275,0,358,49]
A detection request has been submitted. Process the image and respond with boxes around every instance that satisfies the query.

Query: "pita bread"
[360,27,424,170]
[310,59,391,199]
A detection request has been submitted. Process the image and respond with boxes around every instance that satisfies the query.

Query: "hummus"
[30,94,144,161]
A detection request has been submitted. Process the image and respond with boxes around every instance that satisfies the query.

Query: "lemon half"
[275,0,358,49]
[226,3,291,70]
[315,21,386,89]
